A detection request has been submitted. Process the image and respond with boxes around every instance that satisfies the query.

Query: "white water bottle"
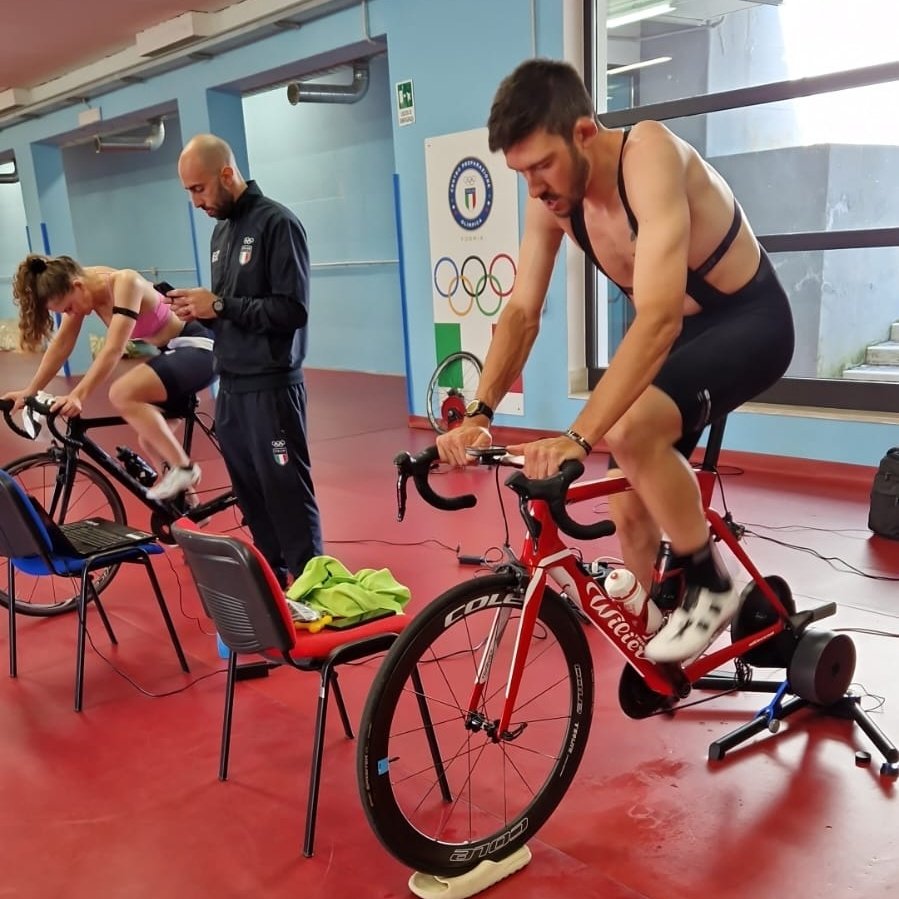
[605,568,663,634]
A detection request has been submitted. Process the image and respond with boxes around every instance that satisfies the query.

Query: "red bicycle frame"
[473,465,794,742]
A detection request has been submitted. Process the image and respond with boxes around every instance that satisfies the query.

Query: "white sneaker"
[146,463,201,501]
[643,585,741,664]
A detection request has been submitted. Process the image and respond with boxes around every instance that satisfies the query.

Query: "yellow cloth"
[286,555,411,618]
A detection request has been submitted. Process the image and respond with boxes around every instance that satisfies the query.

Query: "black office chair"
[0,469,189,711]
[171,519,407,857]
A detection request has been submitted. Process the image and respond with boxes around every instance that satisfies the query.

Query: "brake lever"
[0,398,35,440]
[393,452,411,522]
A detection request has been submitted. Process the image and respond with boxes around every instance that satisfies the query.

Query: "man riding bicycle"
[436,59,794,663]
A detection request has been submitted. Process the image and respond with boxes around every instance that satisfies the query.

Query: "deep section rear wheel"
[0,454,126,616]
[426,351,483,434]
[357,572,594,876]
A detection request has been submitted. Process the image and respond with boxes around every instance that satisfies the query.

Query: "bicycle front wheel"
[357,572,594,876]
[0,454,126,617]
[426,351,483,434]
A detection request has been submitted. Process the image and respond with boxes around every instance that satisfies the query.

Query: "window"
[587,0,899,413]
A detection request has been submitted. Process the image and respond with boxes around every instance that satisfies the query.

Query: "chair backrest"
[0,469,55,560]
[171,521,296,655]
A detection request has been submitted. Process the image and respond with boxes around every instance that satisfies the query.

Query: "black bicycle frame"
[43,407,237,527]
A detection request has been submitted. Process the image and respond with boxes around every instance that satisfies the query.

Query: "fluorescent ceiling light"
[608,56,672,76]
[607,3,674,29]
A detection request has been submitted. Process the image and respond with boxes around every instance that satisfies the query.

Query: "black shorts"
[654,251,794,458]
[147,320,216,417]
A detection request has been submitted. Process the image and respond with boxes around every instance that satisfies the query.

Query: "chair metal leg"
[219,652,238,780]
[411,664,452,803]
[141,556,189,672]
[87,578,117,645]
[8,565,17,678]
[304,662,334,858]
[330,671,354,739]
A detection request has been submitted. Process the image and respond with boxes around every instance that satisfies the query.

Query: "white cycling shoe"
[146,463,201,501]
[643,584,741,664]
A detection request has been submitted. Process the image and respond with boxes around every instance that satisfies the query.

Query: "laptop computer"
[27,496,156,557]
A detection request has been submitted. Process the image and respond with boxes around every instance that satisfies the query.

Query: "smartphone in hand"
[153,281,176,296]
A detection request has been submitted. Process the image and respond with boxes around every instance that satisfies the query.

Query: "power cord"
[84,624,226,698]
[743,527,899,582]
[327,536,459,554]
[161,549,216,636]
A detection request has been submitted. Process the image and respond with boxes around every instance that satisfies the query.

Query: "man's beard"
[541,146,590,219]
[212,194,236,220]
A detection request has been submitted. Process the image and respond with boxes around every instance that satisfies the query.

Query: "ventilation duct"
[286,61,370,105]
[0,161,18,184]
[95,118,165,153]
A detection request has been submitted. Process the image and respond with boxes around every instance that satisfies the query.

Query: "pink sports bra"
[109,277,171,339]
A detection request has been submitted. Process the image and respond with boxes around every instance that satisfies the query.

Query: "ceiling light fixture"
[608,56,672,76]
[608,2,674,29]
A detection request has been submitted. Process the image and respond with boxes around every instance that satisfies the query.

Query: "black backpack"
[868,448,899,540]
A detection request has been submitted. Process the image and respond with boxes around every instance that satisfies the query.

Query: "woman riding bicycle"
[2,254,214,501]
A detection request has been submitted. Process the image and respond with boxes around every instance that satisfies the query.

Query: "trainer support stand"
[696,603,899,777]
[408,846,533,899]
[234,659,276,681]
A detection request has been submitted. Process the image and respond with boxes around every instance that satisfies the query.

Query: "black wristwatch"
[465,399,494,422]
[212,296,226,317]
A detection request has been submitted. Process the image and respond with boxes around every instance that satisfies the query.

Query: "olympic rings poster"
[425,127,523,415]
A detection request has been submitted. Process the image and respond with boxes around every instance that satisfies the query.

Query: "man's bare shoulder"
[626,120,689,163]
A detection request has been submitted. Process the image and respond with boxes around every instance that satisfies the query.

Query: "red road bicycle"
[356,416,898,877]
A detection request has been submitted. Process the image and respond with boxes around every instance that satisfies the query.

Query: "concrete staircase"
[843,321,899,383]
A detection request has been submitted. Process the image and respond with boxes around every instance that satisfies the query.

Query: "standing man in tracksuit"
[169,133,323,586]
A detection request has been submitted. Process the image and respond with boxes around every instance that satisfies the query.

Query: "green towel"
[285,555,411,618]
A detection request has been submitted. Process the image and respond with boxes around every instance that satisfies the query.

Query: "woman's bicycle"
[357,417,896,877]
[0,393,238,617]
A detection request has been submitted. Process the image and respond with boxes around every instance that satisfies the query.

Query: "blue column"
[177,87,248,287]
[16,141,89,374]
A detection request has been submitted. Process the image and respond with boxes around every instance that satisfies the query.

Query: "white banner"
[425,127,523,415]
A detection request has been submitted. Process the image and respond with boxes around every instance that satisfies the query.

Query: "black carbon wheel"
[357,572,594,877]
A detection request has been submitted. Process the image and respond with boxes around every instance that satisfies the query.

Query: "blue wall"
[0,0,894,465]
[243,53,403,373]
[0,179,28,317]
[64,116,196,286]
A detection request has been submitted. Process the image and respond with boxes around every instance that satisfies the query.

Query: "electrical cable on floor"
[84,624,226,697]
[847,682,886,714]
[833,626,899,638]
[743,521,872,537]
[834,626,899,637]
[743,528,899,582]
[326,536,459,553]
[161,550,216,636]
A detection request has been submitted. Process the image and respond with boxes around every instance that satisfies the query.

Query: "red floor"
[1,360,897,898]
